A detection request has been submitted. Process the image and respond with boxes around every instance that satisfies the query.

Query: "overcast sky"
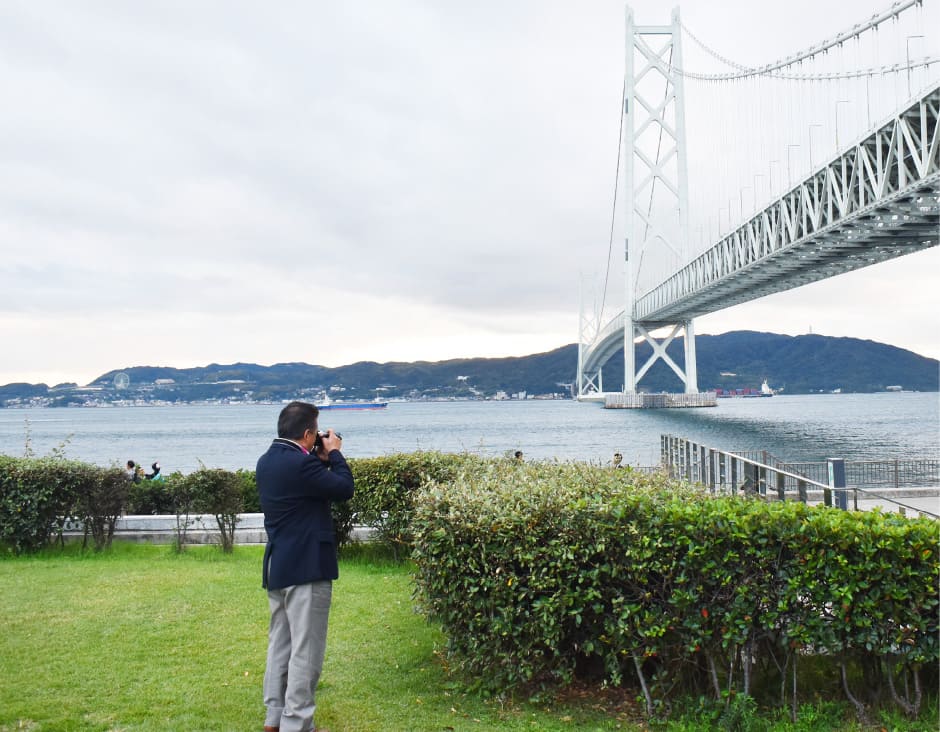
[1,0,937,387]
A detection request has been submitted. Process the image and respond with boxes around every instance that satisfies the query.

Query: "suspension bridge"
[577,0,939,406]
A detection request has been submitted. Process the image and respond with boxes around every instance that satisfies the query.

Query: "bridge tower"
[578,6,699,399]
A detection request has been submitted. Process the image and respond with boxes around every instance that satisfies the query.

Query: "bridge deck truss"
[634,87,939,325]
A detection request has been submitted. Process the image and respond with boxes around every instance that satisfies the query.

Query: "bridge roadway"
[584,87,939,373]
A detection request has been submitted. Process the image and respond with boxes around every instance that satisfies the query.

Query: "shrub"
[76,466,128,551]
[0,457,134,554]
[126,475,175,514]
[348,452,485,559]
[189,468,244,553]
[0,456,85,554]
[168,471,198,552]
[236,469,260,513]
[410,461,940,720]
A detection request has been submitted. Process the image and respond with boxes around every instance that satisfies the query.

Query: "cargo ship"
[317,395,388,410]
[715,379,775,398]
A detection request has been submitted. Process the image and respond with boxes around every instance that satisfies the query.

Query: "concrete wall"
[62,513,375,546]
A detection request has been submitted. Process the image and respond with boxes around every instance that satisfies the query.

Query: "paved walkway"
[802,486,939,518]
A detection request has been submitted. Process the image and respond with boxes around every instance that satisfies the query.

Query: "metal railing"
[712,451,940,492]
[660,435,939,519]
[781,459,939,490]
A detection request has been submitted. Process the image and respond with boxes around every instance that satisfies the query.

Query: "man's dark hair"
[278,401,319,439]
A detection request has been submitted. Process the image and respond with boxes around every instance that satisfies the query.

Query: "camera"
[314,430,342,449]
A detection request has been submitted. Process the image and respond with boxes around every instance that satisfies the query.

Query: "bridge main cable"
[678,0,928,81]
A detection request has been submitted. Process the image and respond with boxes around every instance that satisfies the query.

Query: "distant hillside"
[82,347,580,402]
[599,332,939,394]
[0,331,936,407]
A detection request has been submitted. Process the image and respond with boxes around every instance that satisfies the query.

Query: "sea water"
[0,393,936,473]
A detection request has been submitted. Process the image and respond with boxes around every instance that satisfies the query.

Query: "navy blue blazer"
[257,438,355,590]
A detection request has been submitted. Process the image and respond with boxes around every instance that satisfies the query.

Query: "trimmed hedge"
[125,469,258,517]
[411,461,939,719]
[0,451,478,555]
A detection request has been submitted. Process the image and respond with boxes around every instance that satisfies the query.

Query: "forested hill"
[0,331,937,406]
[647,331,938,394]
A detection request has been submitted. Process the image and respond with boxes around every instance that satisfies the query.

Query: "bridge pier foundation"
[604,391,716,408]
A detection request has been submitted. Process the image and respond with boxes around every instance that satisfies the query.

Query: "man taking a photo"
[257,401,354,732]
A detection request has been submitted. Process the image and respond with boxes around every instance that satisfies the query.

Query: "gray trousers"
[263,581,333,732]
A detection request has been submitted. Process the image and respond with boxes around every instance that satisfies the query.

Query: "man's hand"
[315,429,342,460]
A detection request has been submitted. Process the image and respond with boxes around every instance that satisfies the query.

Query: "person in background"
[514,450,524,461]
[145,462,162,481]
[125,460,141,483]
[256,401,354,732]
[612,452,623,468]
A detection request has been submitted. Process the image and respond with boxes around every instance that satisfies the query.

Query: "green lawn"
[0,544,639,732]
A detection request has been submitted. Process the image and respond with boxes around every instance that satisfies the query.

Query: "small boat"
[317,395,388,411]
